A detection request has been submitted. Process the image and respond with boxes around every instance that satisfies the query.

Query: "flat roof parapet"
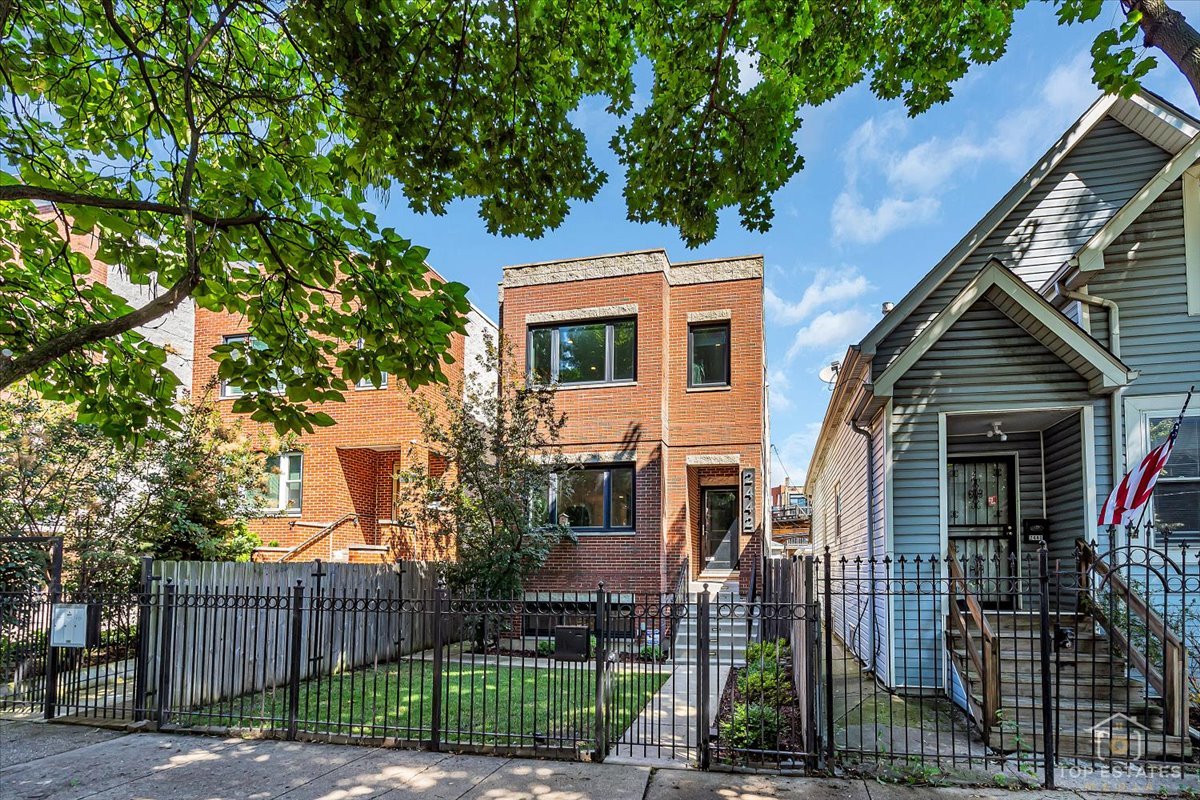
[499,249,762,290]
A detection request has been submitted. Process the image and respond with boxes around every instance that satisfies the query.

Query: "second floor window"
[528,319,636,386]
[221,334,284,397]
[689,322,730,387]
[354,338,388,389]
[263,451,303,514]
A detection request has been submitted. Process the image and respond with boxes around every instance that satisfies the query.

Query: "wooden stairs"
[948,611,1192,760]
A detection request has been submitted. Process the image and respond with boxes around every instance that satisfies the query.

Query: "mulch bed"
[712,664,807,764]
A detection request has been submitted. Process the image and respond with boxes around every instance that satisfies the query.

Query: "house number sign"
[741,468,755,533]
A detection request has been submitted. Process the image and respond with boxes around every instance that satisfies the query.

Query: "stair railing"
[276,514,358,562]
[946,542,1001,735]
[1077,539,1189,736]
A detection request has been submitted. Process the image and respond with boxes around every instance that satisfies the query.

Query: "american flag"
[1098,387,1193,528]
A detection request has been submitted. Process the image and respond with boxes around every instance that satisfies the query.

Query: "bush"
[639,644,666,662]
[743,638,790,668]
[720,702,782,750]
[536,639,555,657]
[736,665,794,705]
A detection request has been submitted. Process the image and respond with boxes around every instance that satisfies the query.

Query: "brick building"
[192,281,496,564]
[498,249,768,597]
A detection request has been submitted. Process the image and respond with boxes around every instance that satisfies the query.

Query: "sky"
[375,3,1197,486]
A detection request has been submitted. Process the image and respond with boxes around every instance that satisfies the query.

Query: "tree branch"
[0,265,202,390]
[1128,0,1200,103]
[0,184,267,229]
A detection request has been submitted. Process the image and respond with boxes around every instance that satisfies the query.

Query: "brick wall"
[192,280,471,560]
[500,253,766,596]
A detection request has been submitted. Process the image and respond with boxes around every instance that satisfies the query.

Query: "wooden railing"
[276,514,358,562]
[946,542,1001,735]
[1077,539,1189,736]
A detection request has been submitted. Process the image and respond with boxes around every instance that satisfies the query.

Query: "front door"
[703,488,738,569]
[948,457,1017,607]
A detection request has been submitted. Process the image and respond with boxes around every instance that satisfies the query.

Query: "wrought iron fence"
[2,546,1195,787]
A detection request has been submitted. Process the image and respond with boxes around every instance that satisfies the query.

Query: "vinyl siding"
[874,117,1170,374]
[889,298,1109,687]
[1043,413,1086,564]
[809,410,890,678]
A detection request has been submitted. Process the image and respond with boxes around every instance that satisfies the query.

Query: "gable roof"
[872,259,1132,397]
[1050,129,1200,286]
[859,91,1200,357]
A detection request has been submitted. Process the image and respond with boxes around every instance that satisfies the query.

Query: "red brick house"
[499,250,768,597]
[192,279,496,564]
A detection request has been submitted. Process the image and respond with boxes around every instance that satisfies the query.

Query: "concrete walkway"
[2,719,1196,800]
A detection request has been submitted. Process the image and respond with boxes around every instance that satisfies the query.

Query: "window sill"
[573,529,637,537]
[686,384,732,393]
[540,381,638,392]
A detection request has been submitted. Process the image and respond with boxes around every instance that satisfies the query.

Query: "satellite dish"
[818,360,841,388]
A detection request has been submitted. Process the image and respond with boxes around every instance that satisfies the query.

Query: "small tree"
[402,338,574,601]
[0,390,274,593]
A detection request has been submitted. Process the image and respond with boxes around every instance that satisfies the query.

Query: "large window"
[528,319,635,386]
[221,334,284,397]
[539,464,635,532]
[1150,414,1199,544]
[262,452,303,514]
[688,322,730,387]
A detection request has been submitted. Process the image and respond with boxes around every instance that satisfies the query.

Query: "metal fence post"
[287,580,304,741]
[42,539,63,721]
[155,581,177,727]
[802,555,819,767]
[696,584,711,770]
[132,557,154,722]
[429,580,447,752]
[594,583,608,761]
[1037,545,1056,789]
[823,549,835,767]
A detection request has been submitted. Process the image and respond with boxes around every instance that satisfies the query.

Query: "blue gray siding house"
[807,90,1200,693]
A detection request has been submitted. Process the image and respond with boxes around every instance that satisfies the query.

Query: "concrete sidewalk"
[1,719,1196,800]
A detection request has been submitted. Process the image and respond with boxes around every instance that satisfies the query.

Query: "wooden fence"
[143,559,445,710]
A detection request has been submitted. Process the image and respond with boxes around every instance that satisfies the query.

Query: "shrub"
[736,665,794,705]
[536,639,555,657]
[639,645,666,662]
[743,638,790,667]
[720,702,782,751]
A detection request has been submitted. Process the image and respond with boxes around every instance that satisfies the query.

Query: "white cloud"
[785,308,875,362]
[765,269,871,325]
[831,192,939,245]
[831,51,1098,245]
[768,368,793,414]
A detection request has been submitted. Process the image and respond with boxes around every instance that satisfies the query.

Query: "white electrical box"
[50,603,90,648]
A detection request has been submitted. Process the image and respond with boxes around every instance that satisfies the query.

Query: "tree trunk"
[1130,0,1200,105]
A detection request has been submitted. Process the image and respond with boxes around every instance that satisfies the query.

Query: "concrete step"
[988,728,1190,759]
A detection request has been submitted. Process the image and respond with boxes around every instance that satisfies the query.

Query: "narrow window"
[354,338,388,389]
[263,451,303,514]
[688,322,730,387]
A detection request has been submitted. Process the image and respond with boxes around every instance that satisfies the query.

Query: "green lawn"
[181,658,669,748]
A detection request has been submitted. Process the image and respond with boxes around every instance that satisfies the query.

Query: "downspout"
[848,418,879,672]
[1058,282,1124,550]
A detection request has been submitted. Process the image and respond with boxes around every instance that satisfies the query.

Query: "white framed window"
[1125,394,1200,546]
[262,451,303,515]
[221,334,284,398]
[354,338,388,390]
